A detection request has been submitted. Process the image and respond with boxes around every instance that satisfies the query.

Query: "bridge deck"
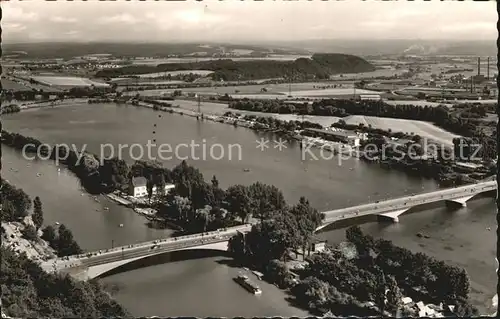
[44,181,496,271]
[322,181,496,223]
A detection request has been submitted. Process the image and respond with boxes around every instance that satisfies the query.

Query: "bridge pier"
[377,209,408,223]
[446,195,474,208]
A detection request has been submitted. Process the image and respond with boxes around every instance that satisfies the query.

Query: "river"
[2,103,496,315]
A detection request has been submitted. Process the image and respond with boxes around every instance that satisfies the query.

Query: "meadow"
[342,115,459,146]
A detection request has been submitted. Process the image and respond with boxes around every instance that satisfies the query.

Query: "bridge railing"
[322,181,496,222]
[67,224,252,261]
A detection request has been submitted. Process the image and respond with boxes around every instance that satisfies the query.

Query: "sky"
[3,0,497,43]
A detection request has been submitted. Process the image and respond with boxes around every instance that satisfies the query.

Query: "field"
[31,76,109,88]
[167,99,341,127]
[342,115,459,146]
[1,78,32,91]
[125,82,381,98]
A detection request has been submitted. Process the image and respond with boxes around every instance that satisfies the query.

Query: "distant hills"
[95,53,376,81]
[4,40,495,59]
[264,39,497,57]
[2,42,308,60]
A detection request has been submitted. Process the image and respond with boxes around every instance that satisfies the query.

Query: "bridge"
[317,180,496,231]
[40,224,252,281]
[42,180,496,280]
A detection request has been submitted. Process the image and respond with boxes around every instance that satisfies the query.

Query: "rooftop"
[131,176,147,187]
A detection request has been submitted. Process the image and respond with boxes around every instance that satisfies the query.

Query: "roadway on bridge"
[45,181,496,271]
[322,181,496,223]
[45,224,252,271]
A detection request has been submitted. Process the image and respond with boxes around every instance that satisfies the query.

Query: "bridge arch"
[80,241,230,280]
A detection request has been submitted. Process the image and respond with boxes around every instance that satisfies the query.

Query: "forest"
[95,54,375,81]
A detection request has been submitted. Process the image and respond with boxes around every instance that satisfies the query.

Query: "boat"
[104,207,109,211]
[243,168,250,172]
[252,270,264,280]
[234,274,262,295]
[36,173,41,177]
[55,222,60,225]
[119,224,124,228]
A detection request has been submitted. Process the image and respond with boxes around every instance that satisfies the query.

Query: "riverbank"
[18,98,89,110]
[2,103,494,315]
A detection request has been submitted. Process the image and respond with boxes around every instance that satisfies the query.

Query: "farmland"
[31,76,109,88]
[342,115,460,146]
[124,82,379,98]
[160,99,342,127]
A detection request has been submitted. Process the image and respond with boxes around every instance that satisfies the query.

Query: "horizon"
[3,1,496,43]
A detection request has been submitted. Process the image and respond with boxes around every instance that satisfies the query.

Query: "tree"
[32,196,44,230]
[225,185,252,222]
[266,259,292,288]
[289,197,324,256]
[211,175,219,188]
[56,224,82,257]
[41,225,57,247]
[385,275,403,315]
[374,267,387,315]
[146,179,154,204]
[248,182,286,221]
[346,226,374,257]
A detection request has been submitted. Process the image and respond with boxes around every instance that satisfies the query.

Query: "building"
[129,177,148,197]
[303,128,361,147]
[311,240,326,253]
[128,176,175,198]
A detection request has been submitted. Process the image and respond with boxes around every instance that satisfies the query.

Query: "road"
[44,224,252,271]
[322,180,496,223]
[45,180,496,271]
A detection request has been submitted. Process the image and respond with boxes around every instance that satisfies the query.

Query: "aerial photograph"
[1,0,498,318]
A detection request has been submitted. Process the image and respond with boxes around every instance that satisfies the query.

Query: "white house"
[128,176,175,198]
[129,177,147,198]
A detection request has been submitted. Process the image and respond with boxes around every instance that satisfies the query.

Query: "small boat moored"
[234,273,262,295]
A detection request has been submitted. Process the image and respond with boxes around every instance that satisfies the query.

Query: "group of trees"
[41,224,83,257]
[20,196,45,241]
[228,196,324,268]
[1,104,21,114]
[343,226,477,315]
[229,100,303,114]
[96,54,375,81]
[1,178,32,222]
[0,178,82,258]
[453,136,497,161]
[1,246,128,318]
[2,130,129,194]
[152,160,289,233]
[0,181,117,317]
[243,225,478,317]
